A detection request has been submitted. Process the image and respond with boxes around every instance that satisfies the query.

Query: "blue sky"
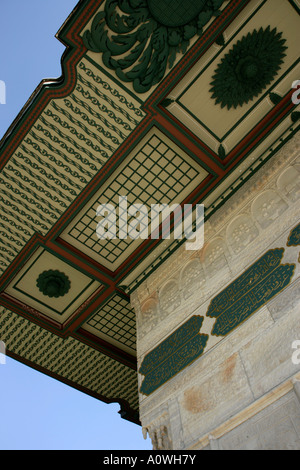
[0,0,152,450]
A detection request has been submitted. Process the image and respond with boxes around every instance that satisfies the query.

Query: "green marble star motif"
[83,0,227,93]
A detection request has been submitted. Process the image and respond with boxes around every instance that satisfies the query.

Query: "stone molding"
[189,371,300,450]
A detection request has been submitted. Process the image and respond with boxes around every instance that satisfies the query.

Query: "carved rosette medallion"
[210,27,287,109]
[36,270,71,298]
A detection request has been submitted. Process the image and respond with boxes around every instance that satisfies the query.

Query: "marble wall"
[131,132,300,450]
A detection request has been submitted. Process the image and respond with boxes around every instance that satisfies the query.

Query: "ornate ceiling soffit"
[210,26,288,109]
[83,0,228,93]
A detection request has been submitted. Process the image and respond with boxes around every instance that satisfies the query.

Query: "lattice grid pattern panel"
[86,294,136,351]
[67,133,201,264]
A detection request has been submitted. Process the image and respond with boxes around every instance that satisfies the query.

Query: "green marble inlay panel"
[139,316,208,395]
[287,223,300,247]
[207,248,295,336]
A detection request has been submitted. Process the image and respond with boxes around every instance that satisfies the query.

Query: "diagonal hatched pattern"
[0,307,139,410]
